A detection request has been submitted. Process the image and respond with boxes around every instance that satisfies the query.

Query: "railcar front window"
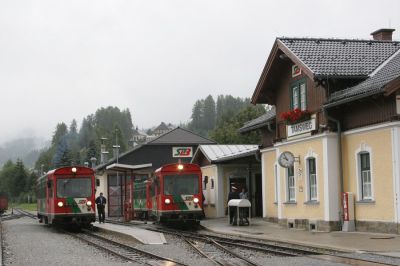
[57,178,92,198]
[164,174,199,195]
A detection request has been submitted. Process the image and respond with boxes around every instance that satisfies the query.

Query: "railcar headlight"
[71,167,77,173]
[165,198,171,204]
[177,164,184,170]
[86,201,92,206]
[57,201,64,207]
[193,197,199,204]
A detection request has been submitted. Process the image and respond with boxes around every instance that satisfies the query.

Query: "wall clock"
[278,151,295,168]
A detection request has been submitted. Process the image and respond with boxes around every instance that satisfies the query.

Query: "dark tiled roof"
[239,107,276,133]
[326,49,400,106]
[148,127,216,145]
[95,127,215,170]
[279,38,400,78]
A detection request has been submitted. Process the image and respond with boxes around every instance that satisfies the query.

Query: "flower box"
[280,108,310,124]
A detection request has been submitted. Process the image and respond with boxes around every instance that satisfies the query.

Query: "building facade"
[191,145,261,218]
[95,127,215,218]
[247,29,400,233]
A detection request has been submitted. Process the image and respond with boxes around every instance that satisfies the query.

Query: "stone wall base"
[265,216,399,234]
[266,217,340,232]
[355,220,399,234]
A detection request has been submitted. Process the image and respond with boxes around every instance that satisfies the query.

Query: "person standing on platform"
[239,187,248,199]
[227,186,240,225]
[239,187,249,225]
[95,192,107,223]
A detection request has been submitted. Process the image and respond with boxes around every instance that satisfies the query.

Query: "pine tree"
[203,95,216,132]
[209,105,266,144]
[11,159,28,198]
[57,148,73,168]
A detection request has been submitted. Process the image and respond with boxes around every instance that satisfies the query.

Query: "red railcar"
[37,166,96,227]
[144,163,203,223]
[0,193,8,214]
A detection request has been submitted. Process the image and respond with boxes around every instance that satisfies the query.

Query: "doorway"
[254,173,263,217]
[229,177,247,193]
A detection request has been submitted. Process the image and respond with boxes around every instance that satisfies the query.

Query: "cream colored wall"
[278,138,325,219]
[264,151,278,217]
[201,165,218,218]
[342,128,394,221]
[95,172,108,215]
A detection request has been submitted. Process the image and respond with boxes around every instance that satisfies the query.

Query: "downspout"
[323,108,344,227]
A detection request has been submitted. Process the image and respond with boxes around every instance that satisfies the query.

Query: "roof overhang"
[105,163,153,172]
[323,90,384,109]
[384,76,400,96]
[192,145,259,165]
[251,39,315,105]
[239,119,275,134]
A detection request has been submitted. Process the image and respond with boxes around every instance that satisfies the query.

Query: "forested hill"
[35,106,134,173]
[186,95,266,144]
[0,98,265,203]
[0,137,48,168]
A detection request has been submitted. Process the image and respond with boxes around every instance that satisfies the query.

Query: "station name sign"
[287,119,316,138]
[172,147,193,157]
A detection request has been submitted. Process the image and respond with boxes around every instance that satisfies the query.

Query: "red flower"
[280,109,310,123]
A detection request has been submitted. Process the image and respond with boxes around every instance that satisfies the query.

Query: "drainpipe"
[323,108,344,226]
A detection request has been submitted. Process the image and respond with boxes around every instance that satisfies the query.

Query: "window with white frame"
[287,166,295,202]
[274,165,278,202]
[290,79,307,111]
[360,152,372,200]
[307,158,317,201]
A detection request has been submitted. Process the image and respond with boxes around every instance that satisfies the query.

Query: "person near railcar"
[95,192,107,223]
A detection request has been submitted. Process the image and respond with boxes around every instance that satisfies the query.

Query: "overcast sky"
[0,0,399,144]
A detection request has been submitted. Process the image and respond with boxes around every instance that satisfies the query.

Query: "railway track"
[68,229,187,266]
[105,219,399,266]
[105,219,262,265]
[13,210,186,265]
[13,212,400,266]
[12,209,37,219]
[148,227,399,266]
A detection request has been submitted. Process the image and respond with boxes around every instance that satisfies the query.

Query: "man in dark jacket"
[95,192,107,223]
[227,186,240,225]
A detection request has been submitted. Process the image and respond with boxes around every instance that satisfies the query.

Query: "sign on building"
[287,119,316,138]
[172,147,193,157]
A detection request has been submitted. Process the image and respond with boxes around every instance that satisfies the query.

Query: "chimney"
[90,157,97,169]
[370,28,395,41]
[101,151,109,164]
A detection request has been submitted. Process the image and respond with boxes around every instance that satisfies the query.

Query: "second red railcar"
[37,166,96,227]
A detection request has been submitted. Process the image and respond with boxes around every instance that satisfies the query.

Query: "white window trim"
[274,164,278,202]
[286,166,296,202]
[300,83,307,111]
[304,149,319,202]
[355,143,374,201]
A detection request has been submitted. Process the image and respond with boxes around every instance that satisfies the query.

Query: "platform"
[200,217,400,258]
[94,222,166,245]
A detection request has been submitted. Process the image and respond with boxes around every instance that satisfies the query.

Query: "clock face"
[278,151,295,168]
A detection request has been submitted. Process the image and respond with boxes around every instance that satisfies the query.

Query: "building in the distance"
[95,127,215,218]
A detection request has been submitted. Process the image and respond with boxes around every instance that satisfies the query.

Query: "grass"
[10,203,37,212]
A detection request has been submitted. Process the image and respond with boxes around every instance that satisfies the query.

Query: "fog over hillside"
[0,137,49,168]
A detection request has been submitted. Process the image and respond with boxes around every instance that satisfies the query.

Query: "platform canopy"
[105,163,152,172]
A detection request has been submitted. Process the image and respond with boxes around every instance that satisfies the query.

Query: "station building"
[191,145,261,218]
[95,127,215,218]
[246,28,400,233]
